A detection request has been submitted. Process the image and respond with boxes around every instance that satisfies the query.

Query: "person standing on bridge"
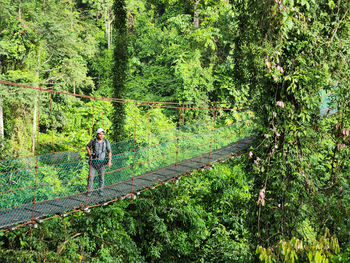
[86,128,112,196]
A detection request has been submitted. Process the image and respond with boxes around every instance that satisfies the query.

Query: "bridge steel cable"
[85,97,96,208]
[32,89,42,223]
[208,103,217,166]
[0,80,247,111]
[0,80,256,231]
[131,101,138,196]
[49,91,54,153]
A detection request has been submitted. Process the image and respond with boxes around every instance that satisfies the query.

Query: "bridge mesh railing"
[0,116,255,222]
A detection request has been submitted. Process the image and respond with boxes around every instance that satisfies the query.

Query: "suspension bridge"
[0,80,256,231]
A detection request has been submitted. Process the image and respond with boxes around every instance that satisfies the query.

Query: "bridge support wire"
[181,103,186,164]
[208,104,217,166]
[173,103,184,183]
[147,102,151,168]
[131,102,138,196]
[86,97,96,207]
[49,91,54,153]
[32,88,42,222]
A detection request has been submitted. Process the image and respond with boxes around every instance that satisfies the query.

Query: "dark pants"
[87,165,105,194]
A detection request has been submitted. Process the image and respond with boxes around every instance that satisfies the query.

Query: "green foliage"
[1,0,349,261]
[0,160,253,262]
[125,0,248,108]
[257,229,340,263]
[235,0,350,251]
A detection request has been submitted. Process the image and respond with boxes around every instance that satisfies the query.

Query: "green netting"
[320,93,338,116]
[0,119,256,228]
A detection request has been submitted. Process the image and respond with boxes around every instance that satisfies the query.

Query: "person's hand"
[86,147,92,158]
[108,160,112,168]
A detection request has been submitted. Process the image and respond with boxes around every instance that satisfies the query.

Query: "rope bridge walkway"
[0,134,254,230]
[0,80,256,230]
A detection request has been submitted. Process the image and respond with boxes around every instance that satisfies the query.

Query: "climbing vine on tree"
[240,0,350,256]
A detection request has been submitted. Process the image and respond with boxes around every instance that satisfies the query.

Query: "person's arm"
[86,146,92,157]
[86,140,92,158]
[106,140,112,168]
[108,151,112,168]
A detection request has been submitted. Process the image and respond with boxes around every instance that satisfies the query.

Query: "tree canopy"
[0,0,349,262]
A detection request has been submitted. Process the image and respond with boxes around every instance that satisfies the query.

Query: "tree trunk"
[193,0,200,27]
[107,6,112,49]
[112,0,127,141]
[18,7,22,21]
[70,0,74,30]
[104,0,112,50]
[32,60,40,153]
[0,102,4,141]
[110,9,114,46]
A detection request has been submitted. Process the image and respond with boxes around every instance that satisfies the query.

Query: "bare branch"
[328,9,349,46]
